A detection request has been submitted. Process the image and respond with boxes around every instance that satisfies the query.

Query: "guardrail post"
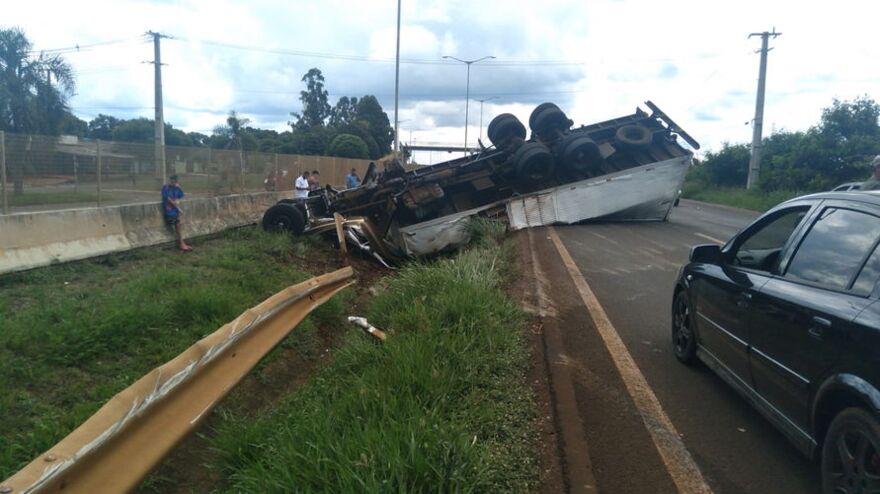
[96,139,103,206]
[1,131,7,214]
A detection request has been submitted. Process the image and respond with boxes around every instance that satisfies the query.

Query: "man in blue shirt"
[161,175,192,252]
[345,168,360,189]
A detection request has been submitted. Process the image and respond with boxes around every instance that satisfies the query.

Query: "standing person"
[161,175,192,252]
[308,170,321,191]
[295,171,310,198]
[862,155,880,191]
[345,168,360,189]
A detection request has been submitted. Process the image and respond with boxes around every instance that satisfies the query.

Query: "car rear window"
[786,208,880,290]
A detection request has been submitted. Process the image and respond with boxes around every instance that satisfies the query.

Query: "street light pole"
[442,55,495,152]
[393,0,402,155]
[476,96,498,142]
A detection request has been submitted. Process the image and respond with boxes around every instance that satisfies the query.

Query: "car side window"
[852,245,880,295]
[730,207,809,273]
[785,208,880,290]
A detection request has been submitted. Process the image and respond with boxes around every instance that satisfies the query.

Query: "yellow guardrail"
[1,267,354,494]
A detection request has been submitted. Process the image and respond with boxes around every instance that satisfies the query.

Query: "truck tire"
[261,203,305,235]
[529,102,560,129]
[558,134,602,175]
[487,113,526,150]
[615,124,653,147]
[513,142,555,180]
[532,106,572,141]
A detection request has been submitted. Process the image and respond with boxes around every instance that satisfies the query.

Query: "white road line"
[695,232,725,244]
[547,227,714,494]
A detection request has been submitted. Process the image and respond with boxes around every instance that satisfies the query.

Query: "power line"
[29,36,145,55]
[171,36,583,66]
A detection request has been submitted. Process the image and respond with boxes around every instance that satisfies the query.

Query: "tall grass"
[682,183,802,212]
[0,227,344,478]
[212,240,538,492]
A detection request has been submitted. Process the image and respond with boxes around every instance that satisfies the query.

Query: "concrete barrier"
[0,191,292,275]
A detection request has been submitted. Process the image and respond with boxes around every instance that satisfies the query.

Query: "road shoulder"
[515,227,680,493]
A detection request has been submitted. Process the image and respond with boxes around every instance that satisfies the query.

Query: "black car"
[672,191,880,494]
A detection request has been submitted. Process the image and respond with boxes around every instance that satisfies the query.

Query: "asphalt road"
[529,199,820,493]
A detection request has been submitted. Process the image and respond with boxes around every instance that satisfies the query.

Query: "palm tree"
[0,27,74,134]
[0,27,75,194]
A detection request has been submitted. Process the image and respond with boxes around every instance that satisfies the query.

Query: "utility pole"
[393,0,401,155]
[746,28,781,189]
[147,31,169,184]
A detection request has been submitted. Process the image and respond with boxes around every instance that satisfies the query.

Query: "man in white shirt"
[294,171,310,198]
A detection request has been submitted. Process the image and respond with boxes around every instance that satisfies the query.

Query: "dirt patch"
[509,230,566,494]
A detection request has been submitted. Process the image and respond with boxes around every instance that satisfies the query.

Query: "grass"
[210,220,538,493]
[681,183,802,212]
[0,227,348,479]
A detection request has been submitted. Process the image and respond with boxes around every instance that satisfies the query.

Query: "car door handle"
[808,316,832,339]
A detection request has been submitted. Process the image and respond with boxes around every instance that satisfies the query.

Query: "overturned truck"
[261,101,700,265]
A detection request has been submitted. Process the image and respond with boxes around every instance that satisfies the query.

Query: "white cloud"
[5,0,879,156]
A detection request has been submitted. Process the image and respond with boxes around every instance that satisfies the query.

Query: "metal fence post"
[274,153,279,192]
[96,139,103,207]
[1,131,7,214]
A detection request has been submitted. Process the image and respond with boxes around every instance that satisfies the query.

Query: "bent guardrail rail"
[1,266,354,494]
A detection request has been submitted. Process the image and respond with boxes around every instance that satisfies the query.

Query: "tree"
[211,111,256,151]
[327,133,369,159]
[59,112,88,137]
[294,125,335,155]
[290,68,331,129]
[329,96,358,128]
[695,96,880,193]
[698,143,750,187]
[88,114,122,140]
[165,126,192,147]
[0,28,74,135]
[355,95,393,156]
[337,120,380,158]
[186,131,210,147]
[0,27,75,194]
[111,118,154,142]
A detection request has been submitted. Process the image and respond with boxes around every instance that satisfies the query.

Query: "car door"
[691,205,813,385]
[750,203,880,432]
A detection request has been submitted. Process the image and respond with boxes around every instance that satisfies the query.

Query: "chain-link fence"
[0,131,374,214]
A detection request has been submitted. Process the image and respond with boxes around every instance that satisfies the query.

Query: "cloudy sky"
[8,0,880,162]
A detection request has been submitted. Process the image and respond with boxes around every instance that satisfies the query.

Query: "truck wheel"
[558,134,602,175]
[487,113,526,150]
[615,124,653,147]
[532,106,572,139]
[513,142,555,180]
[529,102,560,129]
[262,203,305,235]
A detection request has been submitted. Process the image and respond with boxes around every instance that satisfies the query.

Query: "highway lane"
[533,199,820,493]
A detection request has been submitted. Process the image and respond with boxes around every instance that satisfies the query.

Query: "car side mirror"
[689,244,722,264]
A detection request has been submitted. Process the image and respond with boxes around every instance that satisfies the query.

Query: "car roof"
[778,190,880,207]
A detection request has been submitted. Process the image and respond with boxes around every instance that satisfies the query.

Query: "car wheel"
[261,203,305,235]
[672,290,697,364]
[821,407,880,494]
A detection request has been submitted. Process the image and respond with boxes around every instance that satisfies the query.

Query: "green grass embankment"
[682,184,802,212]
[211,219,538,493]
[0,228,349,479]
